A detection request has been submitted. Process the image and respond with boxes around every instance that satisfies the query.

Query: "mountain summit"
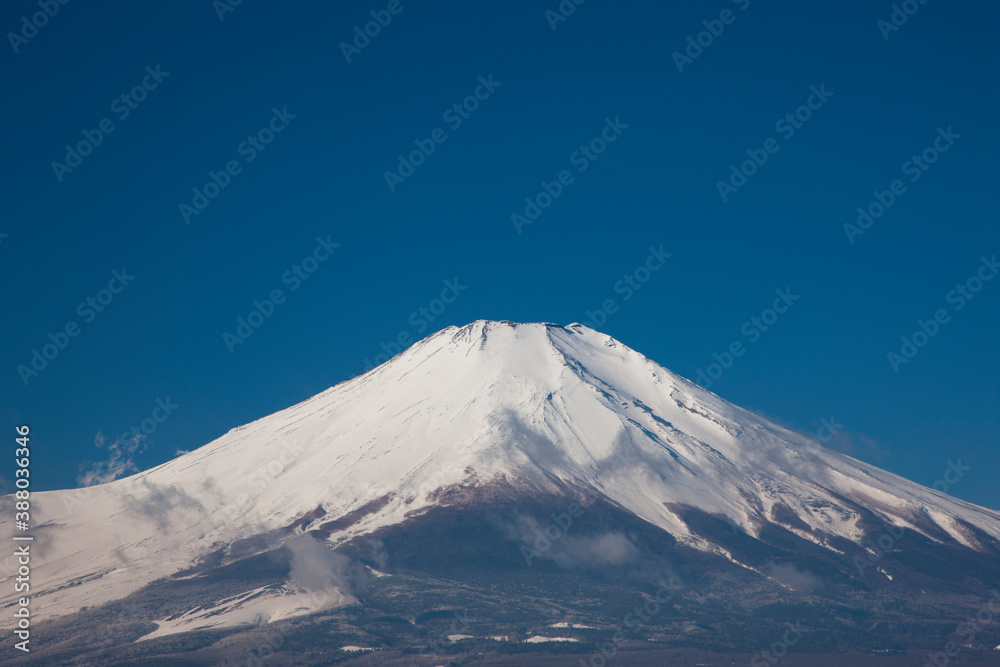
[6,321,1000,663]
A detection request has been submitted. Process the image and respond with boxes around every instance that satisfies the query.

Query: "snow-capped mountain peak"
[6,321,999,629]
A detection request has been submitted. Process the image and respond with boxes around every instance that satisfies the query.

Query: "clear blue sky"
[2,0,998,508]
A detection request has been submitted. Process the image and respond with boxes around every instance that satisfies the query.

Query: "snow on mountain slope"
[4,320,999,628]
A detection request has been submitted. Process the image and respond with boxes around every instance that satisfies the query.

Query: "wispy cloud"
[765,561,821,591]
[504,515,640,569]
[78,431,147,487]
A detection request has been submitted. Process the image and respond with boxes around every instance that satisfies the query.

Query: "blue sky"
[2,0,997,508]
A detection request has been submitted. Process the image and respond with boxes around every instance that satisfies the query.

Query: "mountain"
[4,320,1000,665]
